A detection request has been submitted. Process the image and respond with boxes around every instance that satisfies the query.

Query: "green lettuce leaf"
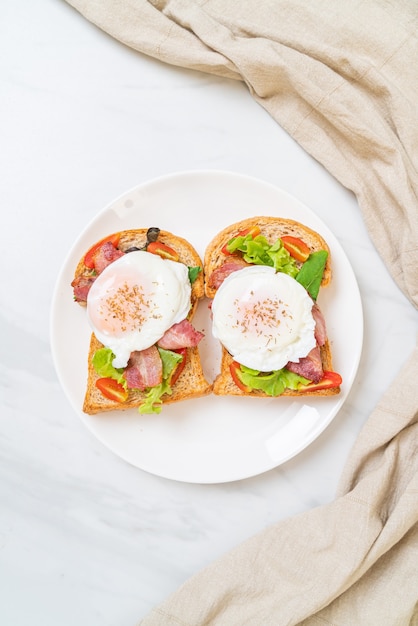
[238,364,310,397]
[226,234,299,277]
[92,347,127,389]
[138,379,172,414]
[157,347,183,379]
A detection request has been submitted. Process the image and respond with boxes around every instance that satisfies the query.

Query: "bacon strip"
[286,345,323,383]
[284,300,327,383]
[207,258,249,290]
[93,241,125,274]
[157,319,203,350]
[72,242,125,303]
[71,274,96,302]
[124,346,162,390]
[312,302,327,346]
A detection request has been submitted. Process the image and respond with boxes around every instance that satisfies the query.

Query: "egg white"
[211,265,316,372]
[87,251,191,368]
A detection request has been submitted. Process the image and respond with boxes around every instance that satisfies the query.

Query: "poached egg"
[87,251,191,368]
[211,265,316,371]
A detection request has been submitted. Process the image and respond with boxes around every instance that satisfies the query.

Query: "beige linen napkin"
[64,1,418,623]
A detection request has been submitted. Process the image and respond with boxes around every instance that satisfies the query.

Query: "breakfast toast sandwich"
[204,216,342,398]
[72,227,212,414]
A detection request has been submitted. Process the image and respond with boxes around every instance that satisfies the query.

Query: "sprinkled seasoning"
[233,296,294,344]
[99,281,162,333]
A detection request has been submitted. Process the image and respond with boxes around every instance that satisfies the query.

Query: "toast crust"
[74,228,212,414]
[204,216,341,398]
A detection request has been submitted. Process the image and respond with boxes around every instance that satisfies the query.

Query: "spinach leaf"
[296,250,328,300]
[188,265,202,284]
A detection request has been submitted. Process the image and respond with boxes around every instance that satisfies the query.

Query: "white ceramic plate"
[51,171,363,484]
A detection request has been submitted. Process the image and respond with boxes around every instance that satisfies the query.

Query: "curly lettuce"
[237,364,310,396]
[225,233,299,277]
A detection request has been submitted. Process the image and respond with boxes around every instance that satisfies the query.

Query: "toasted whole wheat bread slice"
[204,216,340,398]
[74,228,212,414]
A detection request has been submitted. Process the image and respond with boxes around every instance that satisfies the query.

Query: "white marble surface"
[2,1,417,625]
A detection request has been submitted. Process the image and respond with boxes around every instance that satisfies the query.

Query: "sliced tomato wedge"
[147,241,179,262]
[170,348,187,386]
[238,225,261,238]
[221,243,234,255]
[229,360,252,393]
[281,235,310,263]
[298,371,342,392]
[222,225,261,255]
[84,233,121,269]
[95,377,128,402]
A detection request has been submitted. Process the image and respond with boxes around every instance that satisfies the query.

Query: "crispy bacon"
[207,258,249,290]
[72,242,125,303]
[124,346,162,390]
[286,345,323,383]
[93,240,125,274]
[71,274,96,302]
[312,302,327,346]
[157,319,204,350]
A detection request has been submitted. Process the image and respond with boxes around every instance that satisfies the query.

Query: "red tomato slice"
[221,243,236,255]
[147,241,179,262]
[170,348,187,386]
[298,371,342,392]
[84,233,121,269]
[222,225,261,255]
[95,377,128,402]
[281,235,310,263]
[229,361,252,393]
[238,225,261,238]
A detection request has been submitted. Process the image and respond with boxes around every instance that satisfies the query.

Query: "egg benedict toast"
[204,216,342,397]
[72,228,212,414]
